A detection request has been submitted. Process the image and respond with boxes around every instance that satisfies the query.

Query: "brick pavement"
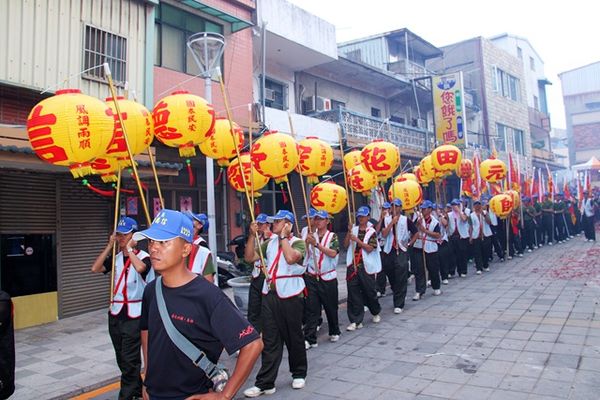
[12,236,600,399]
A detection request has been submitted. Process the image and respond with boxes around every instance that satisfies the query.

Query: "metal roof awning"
[177,0,253,32]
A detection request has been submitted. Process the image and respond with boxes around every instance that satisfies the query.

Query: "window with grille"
[83,25,127,84]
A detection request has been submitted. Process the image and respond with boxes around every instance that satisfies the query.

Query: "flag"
[585,170,592,194]
[538,168,543,202]
[563,177,572,201]
[578,173,584,208]
[545,163,553,200]
[508,153,519,191]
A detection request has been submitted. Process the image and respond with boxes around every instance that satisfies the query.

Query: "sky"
[287,0,600,129]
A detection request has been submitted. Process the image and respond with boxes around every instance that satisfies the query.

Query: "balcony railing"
[313,108,427,155]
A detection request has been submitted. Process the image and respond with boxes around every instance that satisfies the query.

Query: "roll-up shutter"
[0,172,56,233]
[58,177,112,318]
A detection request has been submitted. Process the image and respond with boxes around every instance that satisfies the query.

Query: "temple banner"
[433,72,468,148]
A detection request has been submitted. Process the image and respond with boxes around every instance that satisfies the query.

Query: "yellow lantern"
[199,117,244,167]
[361,139,400,182]
[227,153,269,196]
[347,165,378,195]
[480,158,507,183]
[394,173,418,183]
[431,144,462,172]
[388,180,423,211]
[419,155,436,180]
[152,90,215,157]
[297,136,334,184]
[105,97,154,167]
[344,150,362,171]
[459,159,473,179]
[310,181,348,214]
[251,131,299,184]
[26,88,114,177]
[506,190,521,209]
[489,193,514,218]
[91,157,120,183]
[414,165,432,185]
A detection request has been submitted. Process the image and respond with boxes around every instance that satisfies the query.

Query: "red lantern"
[459,159,474,179]
[310,182,347,214]
[361,139,400,182]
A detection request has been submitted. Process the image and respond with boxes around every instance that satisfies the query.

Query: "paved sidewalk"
[12,236,600,399]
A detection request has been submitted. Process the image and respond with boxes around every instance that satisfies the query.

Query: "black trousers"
[450,237,469,275]
[583,214,597,241]
[247,274,265,333]
[509,228,523,256]
[303,275,340,344]
[108,314,143,400]
[490,225,504,259]
[542,215,554,244]
[379,251,409,308]
[438,241,453,279]
[535,216,544,245]
[346,267,381,324]
[255,292,307,390]
[523,220,535,250]
[471,237,490,271]
[555,214,567,241]
[413,249,440,292]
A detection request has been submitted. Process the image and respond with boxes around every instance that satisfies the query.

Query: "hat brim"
[267,217,292,223]
[356,212,369,217]
[116,227,134,234]
[133,227,183,242]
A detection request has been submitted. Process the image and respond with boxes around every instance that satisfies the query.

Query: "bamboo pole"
[109,168,122,305]
[146,147,164,209]
[337,123,358,272]
[104,63,151,225]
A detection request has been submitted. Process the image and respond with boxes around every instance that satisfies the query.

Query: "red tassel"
[214,168,223,185]
[83,181,115,197]
[186,159,195,187]
[119,188,135,194]
[280,184,289,204]
[254,201,261,216]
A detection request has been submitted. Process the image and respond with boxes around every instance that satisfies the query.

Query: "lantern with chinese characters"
[480,158,507,183]
[91,157,120,183]
[394,173,418,183]
[26,89,115,177]
[431,144,462,172]
[506,190,521,209]
[251,131,299,184]
[105,97,154,167]
[199,117,244,167]
[227,153,269,196]
[419,155,436,181]
[297,136,334,184]
[310,181,347,214]
[347,164,378,195]
[152,91,215,157]
[414,165,432,185]
[361,139,400,182]
[489,193,513,218]
[459,159,474,179]
[388,180,423,211]
[343,150,362,171]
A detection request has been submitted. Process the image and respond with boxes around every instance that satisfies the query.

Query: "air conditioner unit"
[264,88,277,101]
[417,118,427,129]
[304,96,332,113]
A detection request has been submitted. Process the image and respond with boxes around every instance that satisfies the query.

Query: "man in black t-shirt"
[135,209,262,399]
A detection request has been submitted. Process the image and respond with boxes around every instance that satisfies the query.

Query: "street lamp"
[187,32,225,286]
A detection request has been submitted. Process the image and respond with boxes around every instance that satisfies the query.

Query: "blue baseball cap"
[116,217,138,234]
[382,202,391,209]
[437,204,445,209]
[391,198,402,207]
[314,210,330,219]
[450,199,461,206]
[302,207,318,219]
[522,196,531,202]
[420,200,434,209]
[267,209,295,224]
[255,213,268,224]
[446,203,452,208]
[133,209,193,243]
[356,206,370,217]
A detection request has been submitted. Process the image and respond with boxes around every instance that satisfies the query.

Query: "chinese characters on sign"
[433,72,467,148]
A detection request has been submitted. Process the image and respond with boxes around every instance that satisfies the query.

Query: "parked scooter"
[215,234,251,288]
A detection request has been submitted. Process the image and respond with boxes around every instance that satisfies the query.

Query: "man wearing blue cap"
[244,210,307,397]
[378,198,418,313]
[136,210,263,399]
[582,191,597,242]
[436,204,452,284]
[375,201,392,297]
[554,194,567,243]
[469,200,492,274]
[247,213,272,334]
[411,201,442,299]
[91,217,151,400]
[303,210,341,347]
[541,193,555,245]
[344,206,382,330]
[447,199,471,277]
[187,212,216,283]
[522,197,536,252]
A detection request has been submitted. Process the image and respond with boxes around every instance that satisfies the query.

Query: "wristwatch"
[126,247,134,253]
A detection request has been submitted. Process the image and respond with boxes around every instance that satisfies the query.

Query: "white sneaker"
[460,273,467,278]
[527,249,532,253]
[412,293,421,301]
[346,323,357,331]
[427,280,431,287]
[376,291,382,298]
[316,324,321,332]
[394,307,403,314]
[304,340,317,350]
[433,289,442,296]
[476,270,482,275]
[292,378,305,389]
[548,242,553,246]
[442,279,449,285]
[483,267,490,272]
[329,334,340,342]
[244,386,276,398]
[507,256,513,260]
[372,314,381,323]
[518,253,524,258]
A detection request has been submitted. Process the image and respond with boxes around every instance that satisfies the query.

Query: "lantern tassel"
[280,183,289,204]
[214,168,223,185]
[179,144,197,158]
[254,200,261,216]
[186,159,195,187]
[112,184,135,194]
[83,179,114,197]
